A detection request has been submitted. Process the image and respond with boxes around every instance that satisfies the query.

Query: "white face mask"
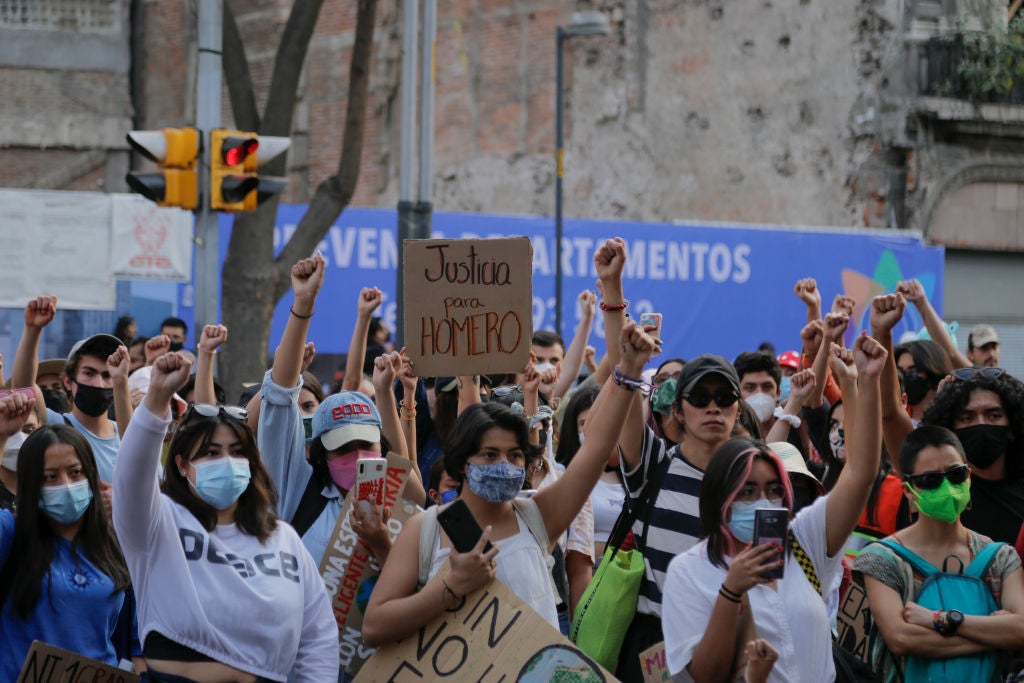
[745,392,777,424]
[2,431,27,472]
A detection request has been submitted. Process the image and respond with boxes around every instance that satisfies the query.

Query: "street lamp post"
[554,11,610,338]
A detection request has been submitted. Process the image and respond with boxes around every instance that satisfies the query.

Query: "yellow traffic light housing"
[210,129,290,212]
[125,128,201,210]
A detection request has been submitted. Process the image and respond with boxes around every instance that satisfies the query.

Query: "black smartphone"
[437,498,493,554]
[753,507,789,580]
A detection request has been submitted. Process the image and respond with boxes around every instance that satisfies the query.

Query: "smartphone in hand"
[437,498,493,554]
[355,457,387,516]
[753,507,789,580]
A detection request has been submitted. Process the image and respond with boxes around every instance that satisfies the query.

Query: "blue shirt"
[46,409,120,483]
[0,510,125,679]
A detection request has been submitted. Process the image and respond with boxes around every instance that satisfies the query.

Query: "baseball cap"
[769,441,825,495]
[434,377,459,393]
[969,324,999,349]
[777,350,801,371]
[677,355,741,395]
[66,334,122,368]
[127,366,187,414]
[308,391,381,450]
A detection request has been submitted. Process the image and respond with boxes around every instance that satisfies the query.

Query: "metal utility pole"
[194,0,223,332]
[395,0,436,347]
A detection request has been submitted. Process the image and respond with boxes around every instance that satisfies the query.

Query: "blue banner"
[213,206,945,364]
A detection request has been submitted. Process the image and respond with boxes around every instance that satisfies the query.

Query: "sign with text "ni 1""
[19,641,139,683]
[403,237,533,377]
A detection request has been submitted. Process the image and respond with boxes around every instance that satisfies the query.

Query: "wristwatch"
[944,609,964,636]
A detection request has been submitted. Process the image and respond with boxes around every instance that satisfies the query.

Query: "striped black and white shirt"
[623,425,704,618]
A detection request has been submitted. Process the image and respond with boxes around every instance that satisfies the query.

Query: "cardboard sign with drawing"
[355,566,616,682]
[403,237,533,377]
[318,451,419,675]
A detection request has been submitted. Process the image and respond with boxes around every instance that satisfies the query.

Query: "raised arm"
[144,335,171,367]
[535,320,659,544]
[397,352,419,472]
[550,290,597,400]
[870,293,914,470]
[897,279,970,369]
[373,351,426,504]
[807,312,847,409]
[593,239,627,385]
[793,278,822,325]
[825,333,885,556]
[113,352,193,552]
[342,287,382,391]
[194,324,228,404]
[274,254,325,390]
[11,296,56,390]
[106,345,133,438]
[765,368,814,443]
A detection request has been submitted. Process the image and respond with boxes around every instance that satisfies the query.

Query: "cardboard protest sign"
[836,571,873,663]
[355,568,617,682]
[403,237,533,377]
[18,641,139,683]
[319,451,419,675]
[639,642,669,683]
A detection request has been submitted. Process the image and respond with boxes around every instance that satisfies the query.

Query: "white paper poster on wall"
[110,194,192,282]
[0,189,114,310]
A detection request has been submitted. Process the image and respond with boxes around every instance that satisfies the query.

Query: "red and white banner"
[111,195,191,282]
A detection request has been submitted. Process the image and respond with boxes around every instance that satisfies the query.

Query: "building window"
[0,0,118,33]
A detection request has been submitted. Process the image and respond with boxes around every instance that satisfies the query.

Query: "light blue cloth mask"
[38,479,93,524]
[728,497,783,543]
[194,456,251,509]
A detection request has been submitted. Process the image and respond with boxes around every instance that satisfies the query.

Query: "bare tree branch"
[222,0,259,131]
[273,0,379,298]
[262,0,326,137]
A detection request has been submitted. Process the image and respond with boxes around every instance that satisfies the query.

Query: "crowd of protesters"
[1,237,1023,683]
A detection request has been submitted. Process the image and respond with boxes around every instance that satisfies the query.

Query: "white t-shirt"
[662,495,843,683]
[591,478,626,544]
[113,405,339,682]
[428,511,561,629]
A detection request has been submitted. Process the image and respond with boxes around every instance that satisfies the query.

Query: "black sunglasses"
[951,367,1006,381]
[906,464,970,490]
[184,402,248,423]
[682,390,740,409]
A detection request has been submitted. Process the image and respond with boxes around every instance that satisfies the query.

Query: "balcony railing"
[923,30,1024,105]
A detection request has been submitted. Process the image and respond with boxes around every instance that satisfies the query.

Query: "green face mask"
[906,478,971,524]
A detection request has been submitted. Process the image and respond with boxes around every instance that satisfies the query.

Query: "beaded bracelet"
[599,299,629,312]
[400,404,417,421]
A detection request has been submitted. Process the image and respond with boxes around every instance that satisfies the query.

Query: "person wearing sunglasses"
[113,352,338,683]
[921,367,1024,544]
[854,425,1024,682]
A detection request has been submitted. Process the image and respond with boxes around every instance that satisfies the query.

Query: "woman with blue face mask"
[363,320,661,648]
[661,335,888,683]
[113,352,339,683]
[0,406,131,680]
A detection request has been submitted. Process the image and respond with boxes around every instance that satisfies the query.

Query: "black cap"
[677,354,741,395]
[66,334,123,368]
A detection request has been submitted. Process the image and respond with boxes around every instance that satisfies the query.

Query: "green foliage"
[948,14,1024,103]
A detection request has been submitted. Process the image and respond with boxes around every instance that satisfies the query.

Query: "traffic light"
[209,129,290,212]
[125,128,200,210]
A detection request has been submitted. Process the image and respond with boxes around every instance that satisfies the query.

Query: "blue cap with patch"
[308,391,381,450]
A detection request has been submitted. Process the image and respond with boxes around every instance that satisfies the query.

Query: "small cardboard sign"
[18,641,139,683]
[836,571,872,663]
[638,642,669,683]
[403,237,533,377]
[355,569,617,682]
[318,451,418,675]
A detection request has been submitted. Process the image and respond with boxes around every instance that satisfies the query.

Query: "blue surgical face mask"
[440,489,458,505]
[727,498,783,544]
[779,376,792,402]
[39,479,93,524]
[193,456,251,510]
[465,461,526,503]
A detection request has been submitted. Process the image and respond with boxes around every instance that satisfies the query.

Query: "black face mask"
[792,486,818,513]
[168,341,184,352]
[902,371,932,406]
[42,387,70,414]
[73,383,115,417]
[955,424,1010,470]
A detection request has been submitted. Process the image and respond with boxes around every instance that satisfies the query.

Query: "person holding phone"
[661,335,886,682]
[362,319,660,646]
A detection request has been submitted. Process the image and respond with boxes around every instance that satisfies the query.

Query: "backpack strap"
[877,538,937,578]
[789,531,821,596]
[511,496,551,554]
[289,475,330,538]
[418,506,442,589]
[965,541,1005,579]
